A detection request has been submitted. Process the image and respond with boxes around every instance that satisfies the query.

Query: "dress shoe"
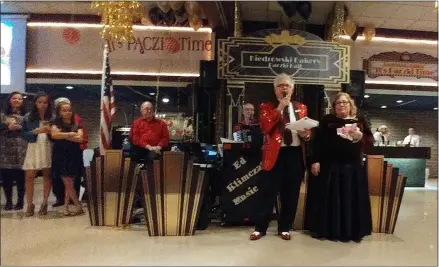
[278,232,291,240]
[249,231,266,241]
[25,204,35,217]
[52,201,64,208]
[38,202,48,216]
[14,202,24,210]
[4,202,13,211]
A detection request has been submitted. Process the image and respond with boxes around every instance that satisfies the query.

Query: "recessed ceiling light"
[364,95,370,98]
[23,95,28,99]
[434,107,438,110]
[381,105,387,109]
[162,98,169,103]
[149,92,155,96]
[396,100,403,103]
[66,86,74,89]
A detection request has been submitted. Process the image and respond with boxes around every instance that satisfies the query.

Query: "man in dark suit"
[250,74,311,241]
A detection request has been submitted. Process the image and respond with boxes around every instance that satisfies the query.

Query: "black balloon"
[297,1,312,20]
[351,27,359,41]
[279,1,297,18]
[162,10,176,26]
[149,7,161,25]
[174,6,188,24]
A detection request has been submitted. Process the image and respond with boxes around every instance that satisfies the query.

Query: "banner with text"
[27,25,214,75]
[217,29,350,85]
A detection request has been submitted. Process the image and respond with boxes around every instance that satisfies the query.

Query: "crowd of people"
[1,73,374,243]
[0,92,87,217]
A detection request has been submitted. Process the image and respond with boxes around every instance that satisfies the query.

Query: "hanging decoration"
[363,24,376,42]
[343,16,357,36]
[435,0,438,12]
[326,2,344,43]
[92,1,143,43]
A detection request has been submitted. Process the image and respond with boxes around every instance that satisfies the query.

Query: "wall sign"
[217,29,350,85]
[364,51,438,81]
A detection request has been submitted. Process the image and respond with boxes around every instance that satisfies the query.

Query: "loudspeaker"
[343,70,366,98]
[199,60,217,88]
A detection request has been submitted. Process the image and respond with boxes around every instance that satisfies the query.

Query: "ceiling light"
[396,100,403,103]
[23,95,27,99]
[26,69,200,77]
[365,80,437,87]
[162,98,170,103]
[381,106,387,109]
[149,92,155,96]
[340,35,437,45]
[66,86,74,90]
[364,95,370,98]
[27,22,213,33]
[434,107,438,110]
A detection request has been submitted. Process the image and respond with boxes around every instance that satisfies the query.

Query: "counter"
[366,147,431,187]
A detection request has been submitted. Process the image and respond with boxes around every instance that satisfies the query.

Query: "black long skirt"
[305,162,372,242]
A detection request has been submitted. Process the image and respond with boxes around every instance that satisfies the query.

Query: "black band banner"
[220,143,264,223]
[217,29,350,85]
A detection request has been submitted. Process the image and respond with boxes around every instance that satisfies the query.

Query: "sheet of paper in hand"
[337,123,357,140]
[286,117,319,132]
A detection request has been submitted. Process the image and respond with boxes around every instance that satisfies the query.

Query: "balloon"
[343,16,357,36]
[141,8,153,25]
[278,1,297,18]
[297,1,312,20]
[169,1,184,11]
[188,14,202,31]
[363,24,376,41]
[350,27,359,41]
[148,7,161,25]
[161,10,176,26]
[157,2,171,13]
[174,6,188,24]
[185,1,201,16]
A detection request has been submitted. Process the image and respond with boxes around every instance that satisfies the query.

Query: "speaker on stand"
[198,60,218,144]
[342,70,366,107]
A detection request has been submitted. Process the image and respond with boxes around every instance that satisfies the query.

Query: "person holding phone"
[50,102,84,216]
[22,92,54,217]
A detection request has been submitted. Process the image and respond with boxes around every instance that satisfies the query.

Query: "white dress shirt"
[281,103,301,147]
[373,132,390,146]
[403,134,420,147]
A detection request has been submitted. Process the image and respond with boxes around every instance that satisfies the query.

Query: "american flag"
[99,45,115,154]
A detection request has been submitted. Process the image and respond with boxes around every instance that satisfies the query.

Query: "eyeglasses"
[335,100,350,106]
[276,83,291,88]
[243,108,254,111]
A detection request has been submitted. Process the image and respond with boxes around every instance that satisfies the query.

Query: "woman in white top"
[21,92,54,217]
[373,125,390,146]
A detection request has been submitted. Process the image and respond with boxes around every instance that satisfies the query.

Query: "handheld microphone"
[283,91,287,98]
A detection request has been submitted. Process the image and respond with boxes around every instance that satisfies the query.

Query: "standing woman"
[22,92,53,216]
[0,92,28,210]
[50,102,84,216]
[306,92,373,242]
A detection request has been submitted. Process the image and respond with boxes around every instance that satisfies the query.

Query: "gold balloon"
[343,16,357,36]
[169,1,184,11]
[363,24,376,41]
[157,2,171,13]
[185,1,201,16]
[188,14,202,31]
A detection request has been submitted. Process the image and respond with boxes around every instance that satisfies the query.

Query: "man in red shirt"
[130,101,169,161]
[52,97,88,207]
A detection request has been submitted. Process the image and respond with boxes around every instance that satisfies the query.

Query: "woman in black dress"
[306,92,373,242]
[50,102,84,216]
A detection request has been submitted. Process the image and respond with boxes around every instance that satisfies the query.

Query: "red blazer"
[259,101,310,171]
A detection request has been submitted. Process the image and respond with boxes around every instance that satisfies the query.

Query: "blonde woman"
[306,92,373,242]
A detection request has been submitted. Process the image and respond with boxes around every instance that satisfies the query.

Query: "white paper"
[286,117,319,132]
[220,137,243,144]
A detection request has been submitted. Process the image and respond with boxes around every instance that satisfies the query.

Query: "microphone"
[283,91,287,98]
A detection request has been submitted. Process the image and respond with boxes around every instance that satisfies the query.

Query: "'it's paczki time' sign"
[217,29,350,85]
[365,51,438,81]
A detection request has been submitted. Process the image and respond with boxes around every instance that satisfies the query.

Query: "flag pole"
[99,43,108,154]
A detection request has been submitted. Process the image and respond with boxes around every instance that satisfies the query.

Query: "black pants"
[253,146,304,233]
[1,168,25,205]
[52,167,82,202]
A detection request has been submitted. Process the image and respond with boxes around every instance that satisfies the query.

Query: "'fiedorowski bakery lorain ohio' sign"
[217,30,350,85]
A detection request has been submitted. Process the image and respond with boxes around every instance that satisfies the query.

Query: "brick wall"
[364,109,438,179]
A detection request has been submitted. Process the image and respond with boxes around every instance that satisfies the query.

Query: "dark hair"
[3,91,26,116]
[54,102,78,131]
[29,92,53,121]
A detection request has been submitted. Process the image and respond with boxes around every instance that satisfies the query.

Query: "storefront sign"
[27,24,214,75]
[217,29,350,85]
[365,52,438,81]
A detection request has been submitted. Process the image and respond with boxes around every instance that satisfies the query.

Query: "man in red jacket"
[250,74,311,241]
[130,101,169,162]
[52,97,88,207]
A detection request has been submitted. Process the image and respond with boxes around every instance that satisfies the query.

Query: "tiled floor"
[1,179,437,266]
